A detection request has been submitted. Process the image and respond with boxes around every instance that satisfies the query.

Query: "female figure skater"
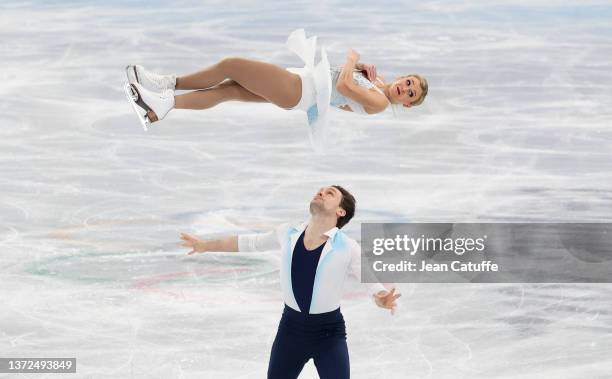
[124,29,428,144]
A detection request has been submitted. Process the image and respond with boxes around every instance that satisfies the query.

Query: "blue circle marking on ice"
[24,250,276,286]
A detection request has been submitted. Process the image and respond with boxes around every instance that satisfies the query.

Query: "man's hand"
[374,287,401,315]
[180,233,207,255]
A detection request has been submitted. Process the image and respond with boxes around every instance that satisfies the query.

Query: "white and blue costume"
[239,221,387,378]
[329,66,387,115]
[285,29,388,148]
[238,221,387,314]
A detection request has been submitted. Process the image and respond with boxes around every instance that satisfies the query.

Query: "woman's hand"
[374,287,402,315]
[346,48,360,64]
[180,233,207,255]
[358,63,377,82]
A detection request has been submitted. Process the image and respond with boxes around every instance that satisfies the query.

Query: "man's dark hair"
[332,185,356,229]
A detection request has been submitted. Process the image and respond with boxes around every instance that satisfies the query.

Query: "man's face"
[309,186,345,219]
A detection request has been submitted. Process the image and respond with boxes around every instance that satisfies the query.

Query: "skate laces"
[160,88,173,100]
[141,67,168,89]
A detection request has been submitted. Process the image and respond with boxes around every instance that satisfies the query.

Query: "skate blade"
[123,82,150,131]
[125,65,139,85]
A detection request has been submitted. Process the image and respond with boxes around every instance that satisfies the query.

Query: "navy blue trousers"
[267,305,349,379]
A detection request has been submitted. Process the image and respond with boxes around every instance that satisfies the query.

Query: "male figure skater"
[180,185,400,379]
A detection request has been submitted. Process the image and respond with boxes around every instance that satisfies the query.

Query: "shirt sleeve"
[348,239,389,296]
[237,224,286,252]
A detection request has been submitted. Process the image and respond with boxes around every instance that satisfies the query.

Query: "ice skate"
[123,81,174,131]
[125,65,176,92]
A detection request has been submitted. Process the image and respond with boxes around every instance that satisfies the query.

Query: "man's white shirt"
[238,220,387,314]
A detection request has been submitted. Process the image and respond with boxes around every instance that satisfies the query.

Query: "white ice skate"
[125,65,176,92]
[123,81,174,131]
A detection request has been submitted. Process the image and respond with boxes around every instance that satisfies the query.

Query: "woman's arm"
[336,49,388,114]
[354,62,377,83]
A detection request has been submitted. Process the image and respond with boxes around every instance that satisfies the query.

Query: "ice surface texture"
[1,1,611,377]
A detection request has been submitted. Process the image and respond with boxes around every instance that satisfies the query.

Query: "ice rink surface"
[1,0,612,377]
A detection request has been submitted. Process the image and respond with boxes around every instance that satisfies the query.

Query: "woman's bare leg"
[176,63,228,90]
[174,80,267,110]
[176,57,302,109]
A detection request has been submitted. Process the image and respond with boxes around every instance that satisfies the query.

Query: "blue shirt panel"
[291,231,325,313]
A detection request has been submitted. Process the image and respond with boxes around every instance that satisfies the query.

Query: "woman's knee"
[218,80,266,102]
[218,57,246,76]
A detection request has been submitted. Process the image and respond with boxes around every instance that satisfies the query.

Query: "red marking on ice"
[132,267,253,290]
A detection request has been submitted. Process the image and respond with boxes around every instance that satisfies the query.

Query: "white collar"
[294,220,339,241]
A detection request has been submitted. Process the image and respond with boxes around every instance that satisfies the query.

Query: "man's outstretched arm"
[348,239,401,315]
[180,233,239,254]
[180,227,281,254]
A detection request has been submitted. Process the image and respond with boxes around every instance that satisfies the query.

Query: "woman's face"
[389,76,422,107]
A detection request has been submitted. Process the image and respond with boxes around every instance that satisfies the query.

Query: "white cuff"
[238,234,257,252]
[368,282,388,296]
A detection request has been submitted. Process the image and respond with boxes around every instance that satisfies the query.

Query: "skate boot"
[125,65,176,92]
[124,81,174,131]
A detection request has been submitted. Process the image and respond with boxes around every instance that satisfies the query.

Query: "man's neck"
[306,214,337,240]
